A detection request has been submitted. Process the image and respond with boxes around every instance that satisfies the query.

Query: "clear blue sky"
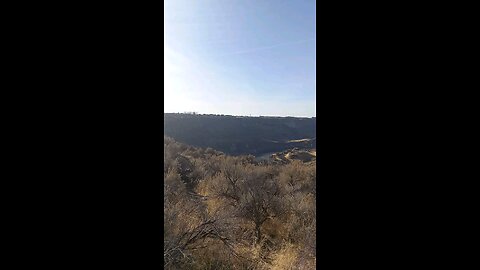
[165,0,316,117]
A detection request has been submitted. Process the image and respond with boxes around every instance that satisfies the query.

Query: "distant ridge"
[165,112,315,119]
[164,113,316,156]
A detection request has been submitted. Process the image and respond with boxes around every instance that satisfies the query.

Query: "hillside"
[164,113,316,156]
[269,148,316,164]
[164,136,316,269]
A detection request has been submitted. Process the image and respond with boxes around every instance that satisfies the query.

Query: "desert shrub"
[164,137,316,269]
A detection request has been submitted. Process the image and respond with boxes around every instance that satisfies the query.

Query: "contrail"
[216,38,315,56]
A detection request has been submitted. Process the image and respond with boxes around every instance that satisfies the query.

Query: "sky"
[165,0,316,117]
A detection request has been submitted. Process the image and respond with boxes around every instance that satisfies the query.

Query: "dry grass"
[269,243,299,270]
[165,137,316,270]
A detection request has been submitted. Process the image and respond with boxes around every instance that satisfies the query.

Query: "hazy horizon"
[164,0,316,117]
[164,111,315,118]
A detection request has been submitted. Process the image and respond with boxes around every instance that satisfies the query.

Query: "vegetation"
[164,136,316,269]
[164,113,316,156]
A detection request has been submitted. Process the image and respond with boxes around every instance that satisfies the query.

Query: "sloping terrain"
[164,136,316,269]
[164,113,316,156]
[258,148,316,164]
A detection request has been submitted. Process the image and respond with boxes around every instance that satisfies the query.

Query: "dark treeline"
[164,136,316,269]
[164,113,316,156]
